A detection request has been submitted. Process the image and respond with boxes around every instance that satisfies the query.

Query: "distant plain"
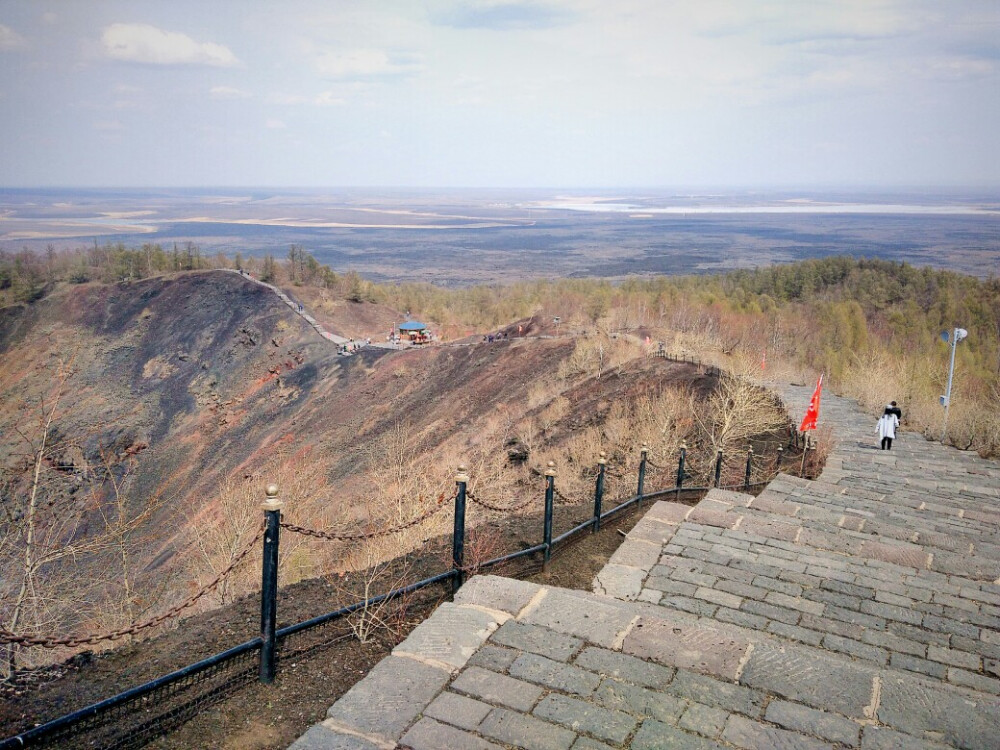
[2,187,998,284]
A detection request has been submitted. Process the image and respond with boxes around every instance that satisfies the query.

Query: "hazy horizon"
[2,2,997,188]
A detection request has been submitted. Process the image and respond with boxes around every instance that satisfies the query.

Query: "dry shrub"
[557,333,640,381]
[693,365,787,457]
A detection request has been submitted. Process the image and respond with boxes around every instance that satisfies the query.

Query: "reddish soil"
[0,495,659,749]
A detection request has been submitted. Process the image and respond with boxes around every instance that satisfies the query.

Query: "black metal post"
[776,446,784,474]
[637,443,648,500]
[714,449,723,488]
[593,453,606,533]
[259,485,282,684]
[744,448,753,491]
[543,462,556,571]
[452,465,469,594]
[676,442,687,498]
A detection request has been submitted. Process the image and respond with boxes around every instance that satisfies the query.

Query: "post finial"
[262,483,283,510]
[680,440,688,451]
[456,464,470,483]
[545,460,557,477]
[598,451,607,465]
[641,442,649,454]
[748,446,754,453]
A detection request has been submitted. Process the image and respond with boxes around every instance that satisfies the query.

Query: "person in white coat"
[877,406,899,450]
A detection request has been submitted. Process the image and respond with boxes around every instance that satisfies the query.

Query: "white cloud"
[314,91,346,106]
[0,24,28,50]
[265,119,287,129]
[315,48,420,78]
[93,119,124,132]
[101,23,239,67]
[210,85,251,99]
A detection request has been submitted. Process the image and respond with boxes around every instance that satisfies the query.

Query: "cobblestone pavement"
[290,385,1000,749]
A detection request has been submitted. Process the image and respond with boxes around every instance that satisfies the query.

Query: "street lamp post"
[940,327,968,443]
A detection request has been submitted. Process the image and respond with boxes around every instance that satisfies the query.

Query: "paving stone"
[629,516,682,546]
[623,617,749,680]
[820,605,885,632]
[573,646,676,689]
[765,591,826,616]
[694,586,744,609]
[455,575,542,616]
[508,653,602,696]
[922,613,981,639]
[947,666,1000,694]
[325,655,450,741]
[609,538,665,569]
[714,606,768,630]
[805,588,863,610]
[738,642,877,719]
[741,599,802,625]
[820,579,876,600]
[721,714,836,749]
[637,588,663,604]
[645,576,698,598]
[821,634,888,664]
[752,575,803,597]
[631,719,728,750]
[467,644,519,672]
[450,665,543,712]
[593,564,645,600]
[766,621,825,647]
[533,693,637,745]
[478,707,576,750]
[569,738,617,750]
[665,670,767,718]
[927,644,981,671]
[424,691,493,731]
[860,601,923,626]
[392,603,502,670]
[592,677,687,722]
[288,724,382,750]
[522,589,635,647]
[678,702,729,738]
[659,594,719,617]
[490,620,583,662]
[645,500,693,524]
[765,699,861,747]
[859,539,930,569]
[399,717,502,750]
[878,671,1000,750]
[860,725,952,749]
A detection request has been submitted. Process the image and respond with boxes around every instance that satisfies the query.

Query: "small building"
[398,321,430,343]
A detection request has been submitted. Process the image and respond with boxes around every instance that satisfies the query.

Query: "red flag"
[761,348,767,372]
[799,374,823,432]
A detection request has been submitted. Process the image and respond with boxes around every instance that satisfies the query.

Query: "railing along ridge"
[1,435,811,750]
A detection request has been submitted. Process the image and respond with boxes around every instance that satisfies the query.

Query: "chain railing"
[0,524,264,651]
[279,494,450,541]
[2,434,813,749]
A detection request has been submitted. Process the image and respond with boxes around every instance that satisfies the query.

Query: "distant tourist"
[887,401,902,420]
[877,406,900,450]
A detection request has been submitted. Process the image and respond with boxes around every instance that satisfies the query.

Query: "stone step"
[681,492,1000,583]
[290,575,1000,750]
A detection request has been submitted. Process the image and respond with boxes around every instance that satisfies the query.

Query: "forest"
[2,243,998,458]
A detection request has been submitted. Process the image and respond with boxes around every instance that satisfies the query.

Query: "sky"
[0,0,998,188]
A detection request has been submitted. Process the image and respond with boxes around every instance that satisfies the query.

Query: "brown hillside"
[0,271,714,628]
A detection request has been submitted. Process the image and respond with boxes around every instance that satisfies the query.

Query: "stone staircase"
[289,385,1000,750]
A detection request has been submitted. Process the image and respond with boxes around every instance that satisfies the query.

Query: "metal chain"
[0,524,265,649]
[466,490,535,513]
[280,493,451,541]
[553,486,575,504]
